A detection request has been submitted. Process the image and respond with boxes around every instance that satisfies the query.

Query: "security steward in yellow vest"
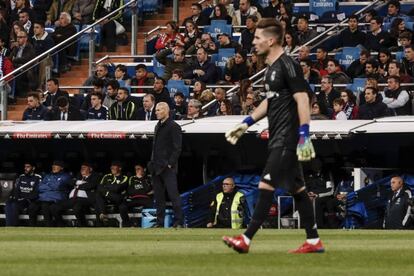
[207,177,245,229]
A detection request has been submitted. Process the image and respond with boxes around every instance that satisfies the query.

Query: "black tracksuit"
[384,187,412,229]
[95,174,128,217]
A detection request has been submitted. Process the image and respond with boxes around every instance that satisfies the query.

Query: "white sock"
[242,234,251,245]
[306,238,320,245]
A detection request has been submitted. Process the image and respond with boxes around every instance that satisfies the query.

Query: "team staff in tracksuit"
[383,175,413,229]
[207,177,245,229]
[5,162,42,226]
[95,161,128,224]
[118,164,153,227]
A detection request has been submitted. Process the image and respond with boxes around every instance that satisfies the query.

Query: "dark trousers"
[101,20,116,52]
[152,168,183,226]
[5,199,31,226]
[119,197,153,225]
[95,192,124,216]
[51,197,95,227]
[28,201,58,227]
[314,196,332,229]
[326,198,345,228]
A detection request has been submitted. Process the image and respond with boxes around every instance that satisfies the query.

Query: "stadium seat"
[349,78,367,95]
[216,48,235,75]
[166,80,190,98]
[309,0,337,17]
[205,20,232,40]
[405,22,414,31]
[395,51,404,63]
[152,57,165,77]
[79,25,101,51]
[337,47,361,70]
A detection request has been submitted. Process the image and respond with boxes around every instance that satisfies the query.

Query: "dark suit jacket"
[10,43,36,68]
[137,107,157,121]
[43,89,69,107]
[183,14,210,26]
[149,118,182,175]
[46,104,84,121]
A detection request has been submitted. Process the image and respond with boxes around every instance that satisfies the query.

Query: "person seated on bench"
[207,177,245,229]
[95,161,128,225]
[5,162,42,226]
[51,162,101,227]
[29,161,73,227]
[118,164,153,227]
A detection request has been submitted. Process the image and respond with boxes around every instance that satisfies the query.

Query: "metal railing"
[0,0,138,120]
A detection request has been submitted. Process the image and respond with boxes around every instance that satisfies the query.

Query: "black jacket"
[316,88,341,116]
[43,89,69,108]
[152,88,173,108]
[155,48,191,80]
[108,97,138,120]
[183,14,210,26]
[70,172,101,199]
[337,28,366,48]
[22,105,48,120]
[358,100,389,119]
[184,59,219,84]
[364,30,392,51]
[98,174,128,196]
[11,173,42,201]
[136,107,157,121]
[126,175,152,199]
[149,118,182,175]
[384,187,412,229]
[10,43,36,68]
[93,0,123,20]
[46,104,84,121]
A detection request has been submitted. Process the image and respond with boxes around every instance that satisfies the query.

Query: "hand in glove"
[225,123,249,145]
[296,124,316,161]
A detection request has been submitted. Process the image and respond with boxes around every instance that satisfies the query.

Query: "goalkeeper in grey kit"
[222,18,325,254]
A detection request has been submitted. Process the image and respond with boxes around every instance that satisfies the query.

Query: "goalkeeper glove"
[296,124,316,161]
[225,116,255,145]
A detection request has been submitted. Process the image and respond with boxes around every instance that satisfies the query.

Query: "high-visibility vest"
[214,191,244,229]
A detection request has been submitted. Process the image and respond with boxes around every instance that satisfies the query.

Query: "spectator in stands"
[218,33,241,50]
[283,30,299,55]
[155,46,191,81]
[81,64,112,94]
[199,89,215,116]
[313,47,328,77]
[240,15,257,53]
[5,162,41,226]
[87,92,107,120]
[346,50,370,79]
[151,77,173,108]
[92,0,122,52]
[103,79,119,109]
[207,177,245,229]
[249,48,265,75]
[224,49,249,83]
[388,60,412,83]
[29,161,72,227]
[8,0,32,26]
[391,31,412,52]
[95,161,128,225]
[171,69,184,81]
[108,87,138,120]
[365,16,392,52]
[383,175,412,229]
[297,45,310,62]
[47,96,84,120]
[32,1,51,22]
[46,0,74,26]
[137,93,157,121]
[130,64,155,94]
[187,33,218,55]
[358,87,390,119]
[118,164,153,227]
[51,162,100,227]
[72,0,96,25]
[275,2,292,24]
[9,30,36,96]
[336,14,366,49]
[377,48,392,79]
[232,0,261,26]
[218,99,233,115]
[9,21,25,51]
[155,21,184,52]
[262,0,279,18]
[359,78,380,106]
[184,2,210,26]
[211,3,233,24]
[0,34,9,58]
[332,98,347,120]
[18,9,33,38]
[305,158,334,228]
[231,78,251,115]
[359,60,380,80]
[326,59,350,84]
[52,12,77,73]
[241,91,260,115]
[389,18,411,47]
[341,89,358,120]
[173,92,187,119]
[311,102,328,120]
[181,19,201,51]
[383,0,412,24]
[114,64,131,88]
[301,59,319,84]
[381,75,411,116]
[317,76,340,117]
[22,92,48,120]
[184,47,219,84]
[43,78,69,110]
[362,9,377,32]
[296,15,317,46]
[182,99,202,120]
[32,21,54,89]
[402,45,414,77]
[192,80,206,101]
[217,0,235,17]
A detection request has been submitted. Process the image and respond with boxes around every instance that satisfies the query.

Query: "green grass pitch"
[0,228,414,275]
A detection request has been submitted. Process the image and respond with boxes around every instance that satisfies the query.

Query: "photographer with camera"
[186,33,218,55]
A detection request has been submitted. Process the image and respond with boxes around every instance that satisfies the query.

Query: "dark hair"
[184,19,199,34]
[365,86,378,95]
[56,96,68,107]
[301,58,313,68]
[106,79,120,90]
[366,60,379,69]
[115,64,129,80]
[378,48,391,60]
[342,89,357,105]
[389,60,403,73]
[365,9,377,17]
[387,0,400,10]
[360,49,371,58]
[27,92,40,101]
[92,78,104,88]
[33,20,45,28]
[238,78,252,101]
[155,77,166,85]
[247,15,258,23]
[172,69,184,78]
[327,58,339,67]
[135,64,147,71]
[47,78,59,86]
[91,92,103,100]
[193,80,206,93]
[388,75,401,84]
[297,15,309,23]
[257,18,284,45]
[348,14,358,21]
[371,16,383,26]
[192,3,202,11]
[390,17,404,38]
[166,20,179,33]
[174,91,185,98]
[333,98,345,106]
[214,4,229,19]
[399,31,412,41]
[118,87,130,95]
[283,30,298,49]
